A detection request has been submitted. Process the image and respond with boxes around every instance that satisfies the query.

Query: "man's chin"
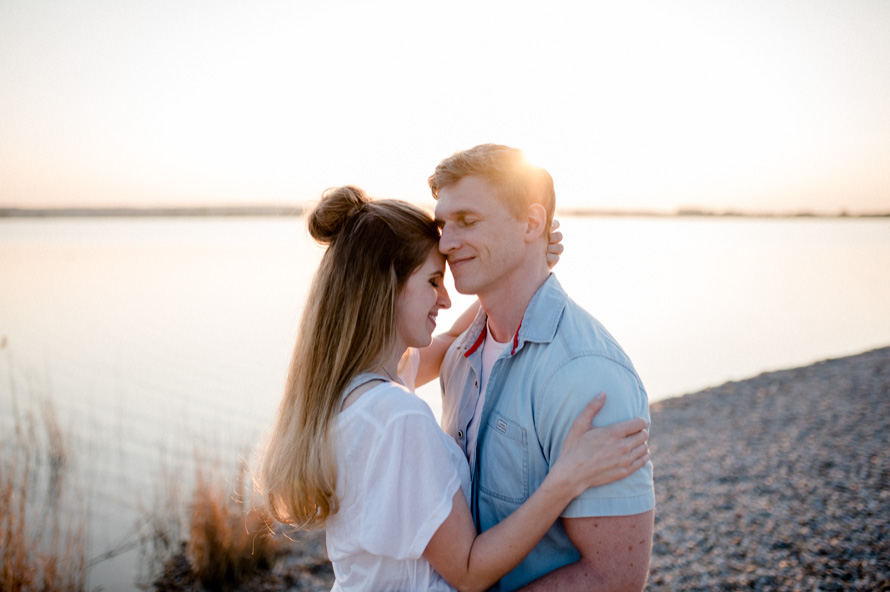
[452,279,477,296]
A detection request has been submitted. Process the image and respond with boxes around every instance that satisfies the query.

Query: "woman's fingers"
[557,392,652,491]
[571,392,606,431]
[546,219,564,269]
[563,393,606,452]
[628,447,651,474]
[579,392,606,424]
[611,417,648,437]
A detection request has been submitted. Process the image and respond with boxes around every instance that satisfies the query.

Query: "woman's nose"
[438,285,451,310]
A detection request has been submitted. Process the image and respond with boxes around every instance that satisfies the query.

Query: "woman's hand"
[551,392,650,498]
[424,391,648,592]
[546,219,564,269]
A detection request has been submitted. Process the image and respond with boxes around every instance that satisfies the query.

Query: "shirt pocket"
[478,411,529,504]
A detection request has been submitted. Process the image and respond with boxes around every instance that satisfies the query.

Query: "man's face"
[434,175,528,297]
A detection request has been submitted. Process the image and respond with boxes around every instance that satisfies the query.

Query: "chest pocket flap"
[478,411,529,504]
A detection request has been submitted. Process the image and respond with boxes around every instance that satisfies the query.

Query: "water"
[1,215,888,589]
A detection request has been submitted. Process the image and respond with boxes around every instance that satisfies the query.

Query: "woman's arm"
[423,393,649,592]
[413,300,480,387]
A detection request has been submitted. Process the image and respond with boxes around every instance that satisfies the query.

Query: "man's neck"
[479,261,550,343]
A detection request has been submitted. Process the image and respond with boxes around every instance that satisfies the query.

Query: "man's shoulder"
[548,296,637,374]
[523,275,634,370]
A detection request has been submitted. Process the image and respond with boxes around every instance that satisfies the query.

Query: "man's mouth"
[448,255,473,269]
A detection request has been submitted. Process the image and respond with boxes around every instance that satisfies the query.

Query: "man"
[430,144,655,591]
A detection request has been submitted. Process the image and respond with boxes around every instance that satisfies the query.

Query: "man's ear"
[524,203,548,243]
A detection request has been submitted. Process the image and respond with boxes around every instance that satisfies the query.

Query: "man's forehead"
[434,178,500,219]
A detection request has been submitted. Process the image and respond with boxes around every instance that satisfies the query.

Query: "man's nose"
[439,224,458,253]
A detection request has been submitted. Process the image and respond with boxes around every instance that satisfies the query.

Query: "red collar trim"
[464,325,486,357]
[464,321,523,358]
[511,320,523,355]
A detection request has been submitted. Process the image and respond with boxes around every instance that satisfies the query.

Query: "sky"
[1,0,888,214]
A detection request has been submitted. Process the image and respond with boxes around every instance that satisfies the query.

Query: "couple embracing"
[259,144,656,591]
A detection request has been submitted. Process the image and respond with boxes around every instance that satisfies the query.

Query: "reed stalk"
[0,385,88,592]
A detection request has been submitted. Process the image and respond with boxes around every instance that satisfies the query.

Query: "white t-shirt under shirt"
[467,323,511,468]
[325,349,472,592]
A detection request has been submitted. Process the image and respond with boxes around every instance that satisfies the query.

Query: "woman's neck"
[373,347,406,384]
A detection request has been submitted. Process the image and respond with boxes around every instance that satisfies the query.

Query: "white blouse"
[325,352,471,591]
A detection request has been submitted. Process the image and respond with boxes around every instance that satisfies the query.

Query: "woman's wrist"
[537,464,580,506]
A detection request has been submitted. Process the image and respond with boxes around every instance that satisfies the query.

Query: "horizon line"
[1,205,888,219]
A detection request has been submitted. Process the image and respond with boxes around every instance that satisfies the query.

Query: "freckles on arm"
[517,512,654,591]
[566,512,654,590]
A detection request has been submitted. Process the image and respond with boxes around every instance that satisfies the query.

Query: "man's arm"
[524,355,655,591]
[519,511,654,591]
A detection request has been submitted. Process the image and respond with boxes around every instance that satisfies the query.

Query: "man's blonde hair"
[428,143,555,229]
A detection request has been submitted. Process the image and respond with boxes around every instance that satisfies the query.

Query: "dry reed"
[186,460,281,589]
[147,453,285,590]
[0,385,88,592]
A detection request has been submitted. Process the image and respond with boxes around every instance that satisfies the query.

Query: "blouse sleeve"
[357,407,461,560]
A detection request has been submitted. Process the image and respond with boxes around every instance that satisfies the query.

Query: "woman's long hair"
[258,186,439,528]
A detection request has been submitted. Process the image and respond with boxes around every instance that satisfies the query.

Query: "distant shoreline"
[2,206,888,219]
[0,206,304,218]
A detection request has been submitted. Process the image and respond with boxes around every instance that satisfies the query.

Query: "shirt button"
[458,430,464,439]
[474,380,479,387]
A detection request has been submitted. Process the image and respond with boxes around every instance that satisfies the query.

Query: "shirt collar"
[459,273,568,358]
[512,273,567,352]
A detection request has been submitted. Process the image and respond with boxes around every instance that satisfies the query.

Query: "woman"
[259,186,650,592]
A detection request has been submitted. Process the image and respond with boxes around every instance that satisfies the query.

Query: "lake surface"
[1,215,889,590]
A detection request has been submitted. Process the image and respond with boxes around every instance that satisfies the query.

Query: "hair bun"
[307,186,370,244]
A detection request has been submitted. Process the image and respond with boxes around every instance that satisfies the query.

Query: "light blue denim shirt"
[439,274,655,591]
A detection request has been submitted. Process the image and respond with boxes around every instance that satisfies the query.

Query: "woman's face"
[396,248,452,349]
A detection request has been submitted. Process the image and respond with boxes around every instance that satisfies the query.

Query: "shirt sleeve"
[357,407,462,560]
[535,356,655,518]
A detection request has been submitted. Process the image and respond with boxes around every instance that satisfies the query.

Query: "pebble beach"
[646,346,889,591]
[156,346,890,591]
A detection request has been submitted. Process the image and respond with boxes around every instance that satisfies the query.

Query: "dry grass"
[186,460,281,589]
[147,453,286,591]
[2,343,284,591]
[0,387,88,592]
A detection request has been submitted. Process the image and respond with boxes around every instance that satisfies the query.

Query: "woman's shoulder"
[373,382,435,415]
[345,381,435,421]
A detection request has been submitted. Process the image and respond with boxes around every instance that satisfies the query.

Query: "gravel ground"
[157,346,890,591]
[647,346,889,591]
